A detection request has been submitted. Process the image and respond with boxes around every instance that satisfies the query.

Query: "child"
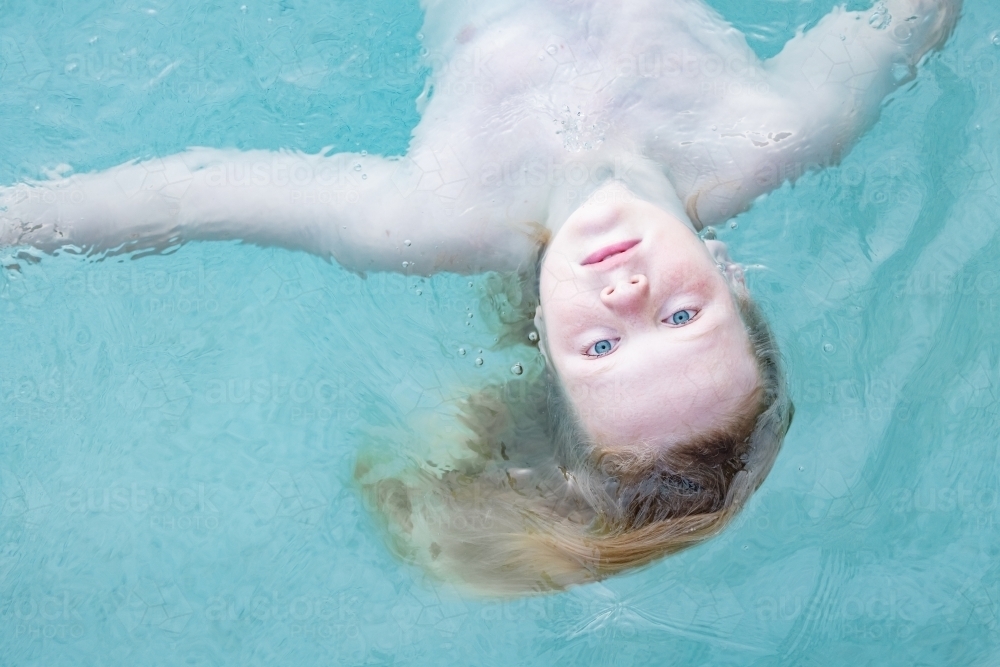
[0,0,960,594]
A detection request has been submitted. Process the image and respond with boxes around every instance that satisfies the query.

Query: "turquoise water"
[2,0,1000,664]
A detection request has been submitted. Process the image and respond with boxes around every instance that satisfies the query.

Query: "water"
[2,0,1000,663]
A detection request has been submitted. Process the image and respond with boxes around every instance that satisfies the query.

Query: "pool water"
[2,0,1000,664]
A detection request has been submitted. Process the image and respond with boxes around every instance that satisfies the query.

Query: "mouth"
[581,239,641,267]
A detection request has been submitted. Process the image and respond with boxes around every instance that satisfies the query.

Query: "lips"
[580,239,641,266]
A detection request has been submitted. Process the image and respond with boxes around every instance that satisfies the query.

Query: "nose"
[600,274,649,315]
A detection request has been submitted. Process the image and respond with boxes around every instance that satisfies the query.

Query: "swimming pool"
[2,0,999,663]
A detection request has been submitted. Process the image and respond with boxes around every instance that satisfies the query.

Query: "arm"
[676,0,961,227]
[0,146,514,275]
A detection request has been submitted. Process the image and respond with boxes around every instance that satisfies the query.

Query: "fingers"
[881,0,963,63]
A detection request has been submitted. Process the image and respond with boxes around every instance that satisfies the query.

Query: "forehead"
[558,309,760,446]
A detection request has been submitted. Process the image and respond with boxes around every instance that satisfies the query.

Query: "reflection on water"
[2,0,1000,663]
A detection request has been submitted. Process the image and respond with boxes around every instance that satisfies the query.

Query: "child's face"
[537,182,760,450]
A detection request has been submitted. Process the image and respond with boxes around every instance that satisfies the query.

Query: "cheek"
[540,299,600,358]
[538,248,589,297]
[539,277,598,332]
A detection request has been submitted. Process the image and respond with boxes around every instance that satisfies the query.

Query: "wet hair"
[355,235,792,597]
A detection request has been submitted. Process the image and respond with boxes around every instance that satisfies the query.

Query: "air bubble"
[404,239,411,246]
[467,312,474,318]
[511,363,523,375]
[402,261,410,268]
[528,331,539,342]
[354,164,362,171]
[361,150,368,156]
[546,45,558,55]
[730,221,738,230]
[240,4,247,12]
[459,347,466,356]
[361,174,367,179]
[992,32,1000,46]
[798,466,804,472]
[823,342,835,353]
[468,281,474,287]
[415,289,422,296]
[417,32,424,40]
[475,357,484,366]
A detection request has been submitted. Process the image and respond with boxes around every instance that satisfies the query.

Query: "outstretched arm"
[0,146,514,274]
[675,0,961,227]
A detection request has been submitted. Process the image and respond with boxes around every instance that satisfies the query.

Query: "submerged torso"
[404,0,767,265]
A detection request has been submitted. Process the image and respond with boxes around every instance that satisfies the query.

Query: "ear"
[533,306,551,367]
[705,239,747,291]
[725,262,747,290]
[703,239,732,265]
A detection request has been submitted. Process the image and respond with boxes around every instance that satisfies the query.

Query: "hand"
[0,184,64,250]
[881,0,963,63]
[0,185,28,247]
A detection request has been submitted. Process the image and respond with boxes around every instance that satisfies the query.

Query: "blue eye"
[669,309,695,325]
[587,339,616,356]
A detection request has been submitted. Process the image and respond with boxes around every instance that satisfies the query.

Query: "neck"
[545,151,692,235]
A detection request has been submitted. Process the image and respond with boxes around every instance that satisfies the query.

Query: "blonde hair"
[355,239,792,597]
